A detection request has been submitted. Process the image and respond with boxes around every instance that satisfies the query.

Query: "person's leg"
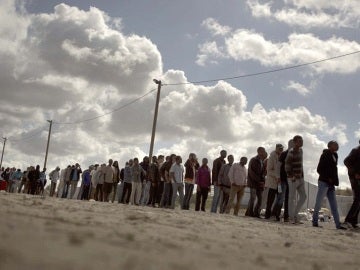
[211,185,220,213]
[265,188,277,219]
[287,180,297,220]
[183,183,190,209]
[136,182,142,205]
[254,188,263,217]
[178,183,185,208]
[284,180,289,220]
[186,184,194,209]
[312,181,328,226]
[245,188,256,217]
[130,183,136,205]
[201,188,209,211]
[326,185,341,228]
[195,189,201,211]
[234,186,242,216]
[170,183,177,209]
[222,188,230,213]
[345,178,360,226]
[157,181,164,205]
[294,179,307,221]
[226,186,236,214]
[111,183,117,203]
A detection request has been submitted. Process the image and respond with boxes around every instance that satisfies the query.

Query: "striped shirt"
[285,148,303,179]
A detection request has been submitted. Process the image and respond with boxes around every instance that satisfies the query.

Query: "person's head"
[293,135,303,149]
[133,158,139,165]
[240,157,248,166]
[108,159,113,166]
[143,156,149,164]
[175,156,182,164]
[189,153,196,161]
[327,140,339,152]
[165,156,170,162]
[113,160,119,168]
[275,144,284,155]
[152,156,157,163]
[158,155,164,163]
[17,168,21,172]
[220,150,227,159]
[257,147,267,160]
[170,154,176,163]
[75,163,80,168]
[36,165,40,171]
[56,166,60,171]
[227,155,234,165]
[129,159,134,166]
[202,158,208,166]
[288,139,294,150]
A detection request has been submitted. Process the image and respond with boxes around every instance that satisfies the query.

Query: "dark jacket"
[212,157,225,185]
[148,163,160,185]
[279,150,289,182]
[184,159,199,180]
[344,146,360,178]
[247,156,265,189]
[317,149,339,186]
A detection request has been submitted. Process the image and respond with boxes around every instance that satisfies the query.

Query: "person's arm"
[248,159,262,183]
[285,151,294,179]
[218,165,225,186]
[228,165,234,184]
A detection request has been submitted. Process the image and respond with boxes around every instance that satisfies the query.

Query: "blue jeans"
[182,183,194,210]
[312,180,341,228]
[211,185,222,213]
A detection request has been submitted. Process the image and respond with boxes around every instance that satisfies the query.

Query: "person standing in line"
[130,158,146,205]
[160,155,176,208]
[111,160,120,203]
[156,155,165,205]
[148,156,160,207]
[343,140,360,229]
[218,155,234,214]
[11,168,23,193]
[120,160,133,204]
[211,150,227,213]
[183,153,199,210]
[89,164,99,200]
[94,164,105,201]
[69,163,82,199]
[18,168,28,193]
[312,141,347,230]
[264,144,284,220]
[103,159,115,202]
[169,156,185,209]
[273,140,293,222]
[285,135,307,224]
[81,166,92,200]
[225,157,248,216]
[49,167,60,197]
[195,158,211,212]
[245,147,267,218]
[140,156,150,205]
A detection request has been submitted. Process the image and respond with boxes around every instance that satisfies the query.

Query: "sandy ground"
[0,192,359,270]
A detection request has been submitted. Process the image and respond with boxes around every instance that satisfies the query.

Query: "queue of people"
[0,135,359,230]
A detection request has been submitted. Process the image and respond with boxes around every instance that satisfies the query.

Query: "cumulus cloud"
[0,1,351,186]
[201,18,231,36]
[196,19,360,74]
[196,41,226,66]
[284,81,310,96]
[246,0,360,29]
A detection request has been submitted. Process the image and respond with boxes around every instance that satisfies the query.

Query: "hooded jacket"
[317,149,339,186]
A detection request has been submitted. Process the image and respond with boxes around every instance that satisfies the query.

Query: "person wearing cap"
[312,141,346,230]
[49,166,61,197]
[264,144,284,220]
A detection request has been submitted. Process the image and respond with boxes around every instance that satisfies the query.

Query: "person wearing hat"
[49,166,61,197]
[264,144,284,220]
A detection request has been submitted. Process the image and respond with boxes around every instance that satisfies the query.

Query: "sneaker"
[342,222,355,229]
[336,225,347,230]
[312,223,322,228]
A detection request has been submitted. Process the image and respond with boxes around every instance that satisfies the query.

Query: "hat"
[276,144,284,149]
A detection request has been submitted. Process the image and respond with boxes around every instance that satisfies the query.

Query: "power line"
[53,88,157,125]
[163,50,360,86]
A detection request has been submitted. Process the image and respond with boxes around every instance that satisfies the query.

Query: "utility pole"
[43,120,53,169]
[149,79,162,162]
[0,137,7,170]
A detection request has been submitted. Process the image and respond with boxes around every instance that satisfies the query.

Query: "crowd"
[1,135,359,230]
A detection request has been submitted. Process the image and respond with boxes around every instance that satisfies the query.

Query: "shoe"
[336,225,347,230]
[293,218,304,225]
[312,223,322,228]
[342,222,356,229]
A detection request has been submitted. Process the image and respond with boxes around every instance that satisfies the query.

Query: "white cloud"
[196,41,225,66]
[201,18,231,36]
[197,21,360,74]
[0,1,351,186]
[246,0,360,29]
[284,81,310,96]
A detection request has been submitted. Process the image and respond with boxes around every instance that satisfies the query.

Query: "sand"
[0,192,359,270]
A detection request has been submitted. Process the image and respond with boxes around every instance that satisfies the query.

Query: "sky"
[0,0,359,187]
